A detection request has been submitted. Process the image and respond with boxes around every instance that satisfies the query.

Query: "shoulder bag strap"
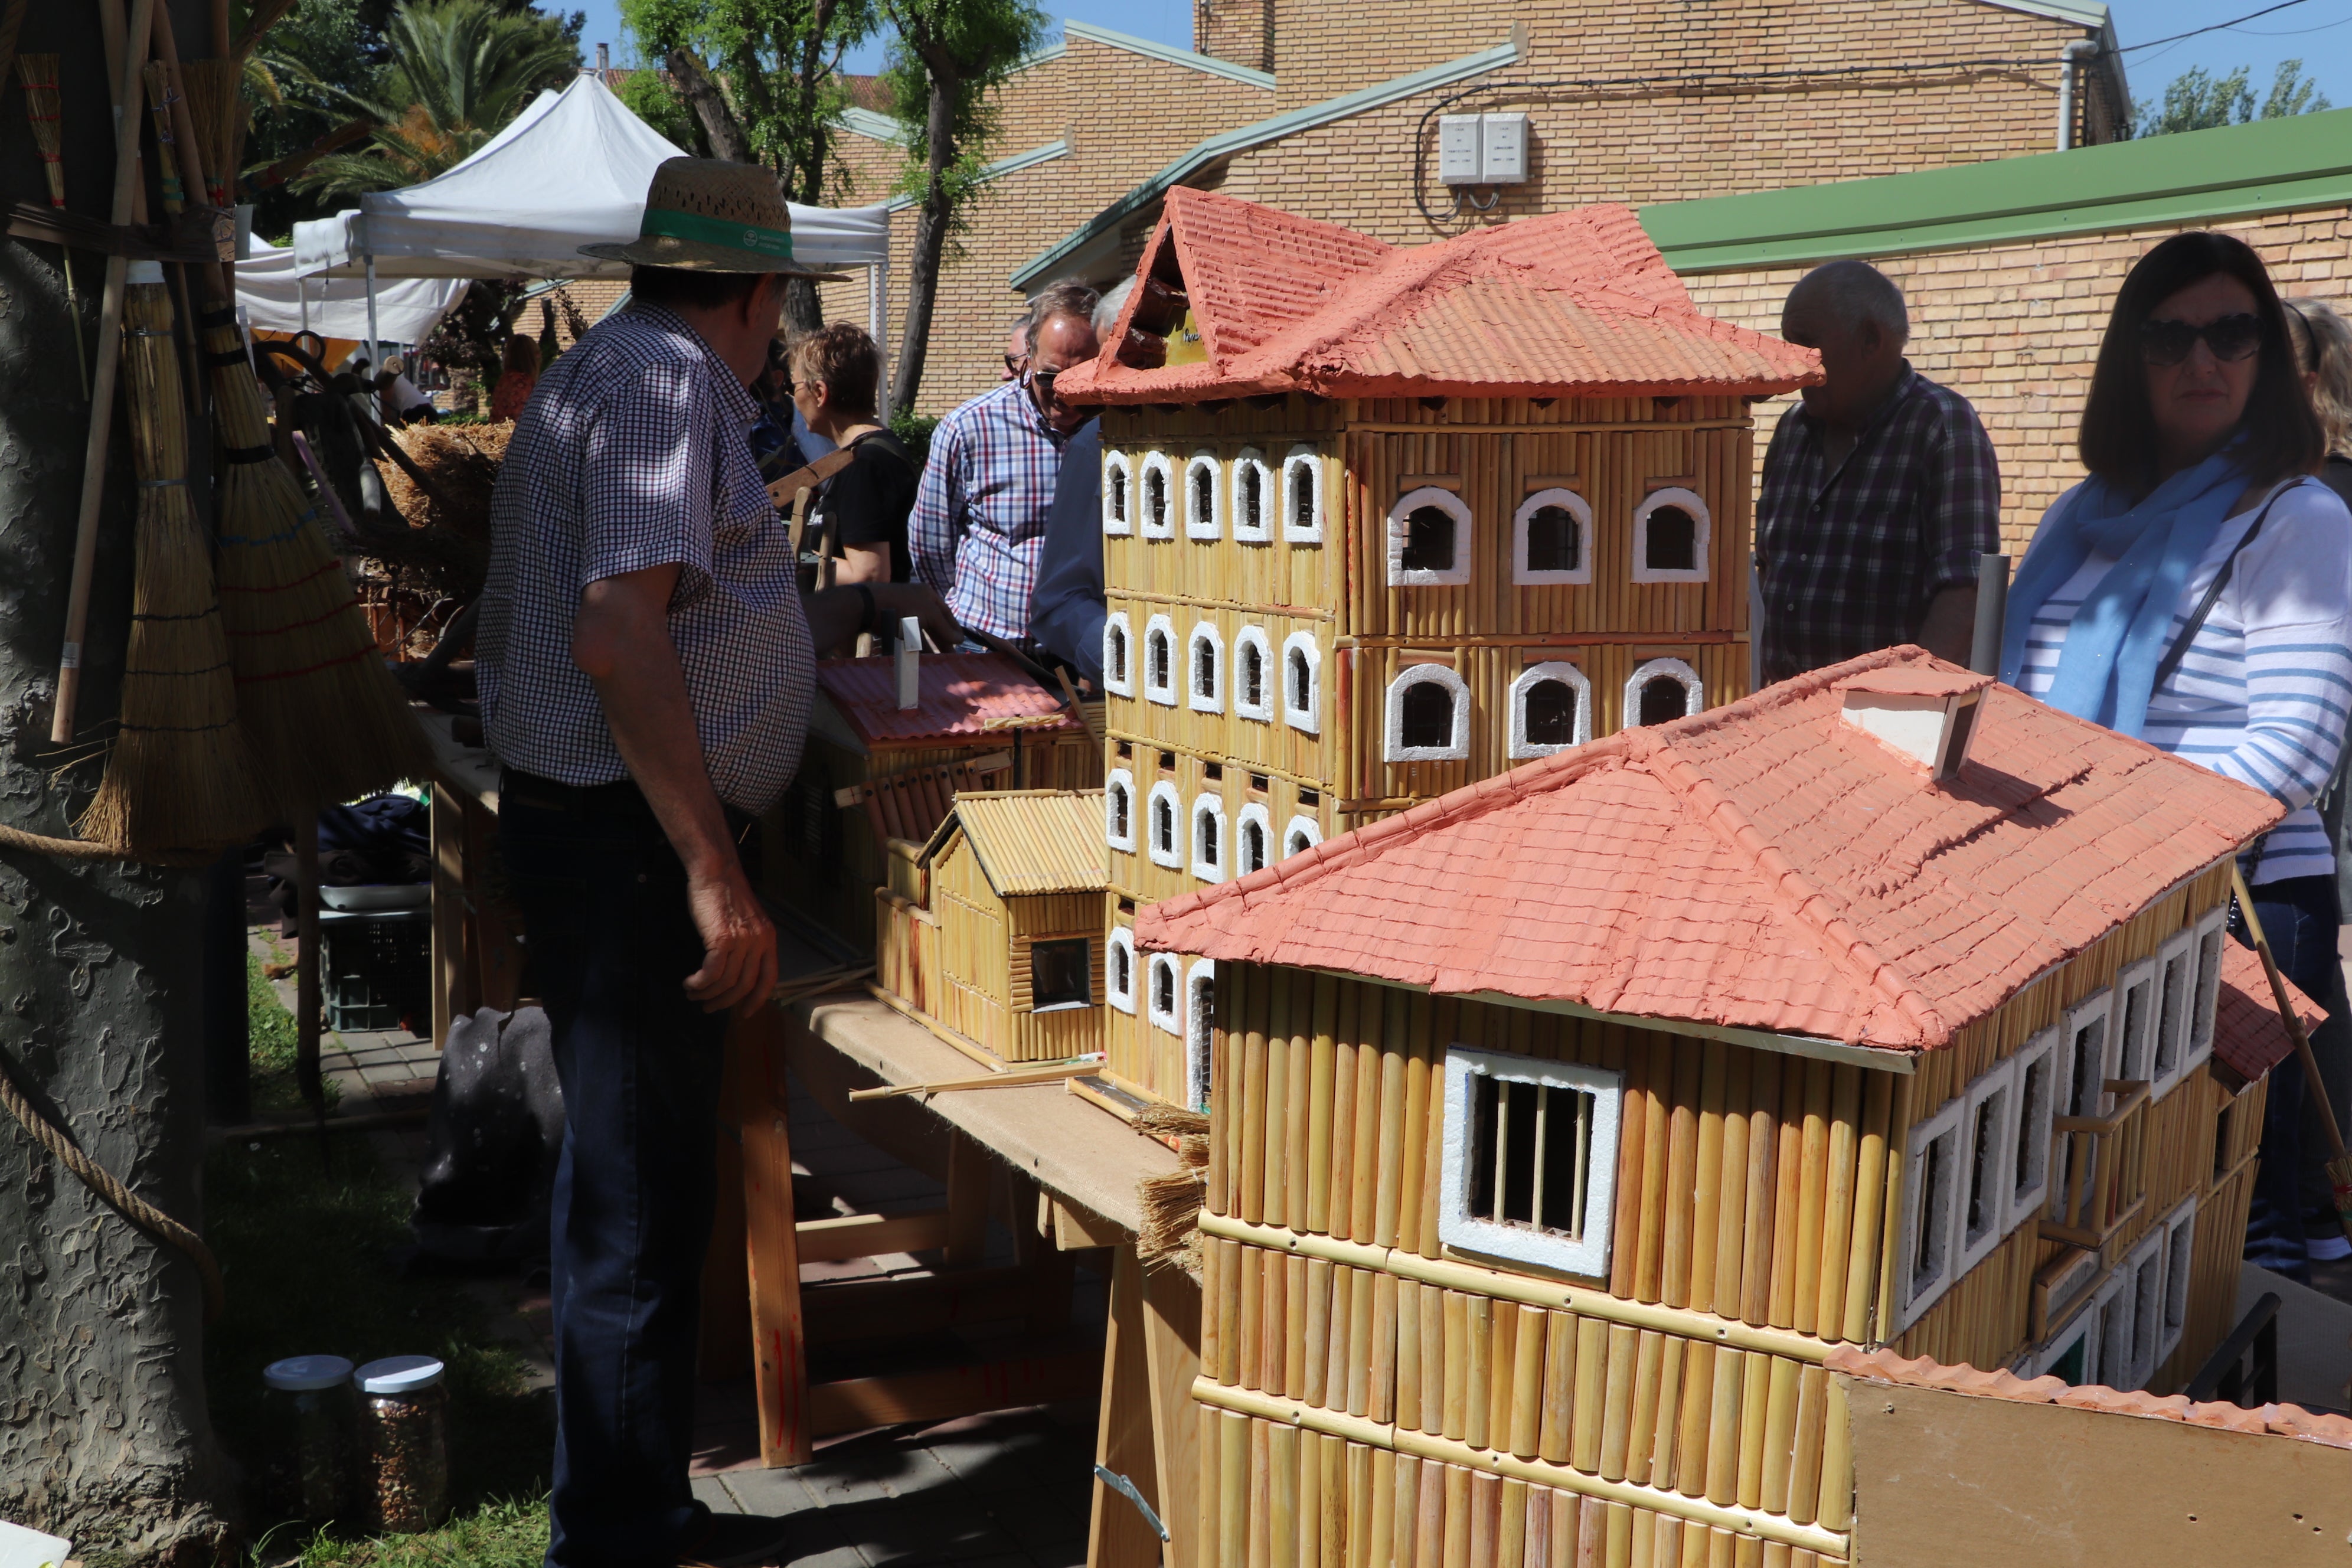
[2149,478,2306,696]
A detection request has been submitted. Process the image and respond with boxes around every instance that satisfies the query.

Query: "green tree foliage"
[2135,58,2331,138]
[616,61,708,155]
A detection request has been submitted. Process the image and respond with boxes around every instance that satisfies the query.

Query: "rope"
[0,821,220,868]
[0,1057,224,1322]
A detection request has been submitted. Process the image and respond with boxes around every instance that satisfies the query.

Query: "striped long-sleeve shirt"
[2015,476,2352,884]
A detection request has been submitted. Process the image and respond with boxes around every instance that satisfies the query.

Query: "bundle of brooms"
[175,55,243,211]
[1134,1102,1212,1275]
[14,54,89,394]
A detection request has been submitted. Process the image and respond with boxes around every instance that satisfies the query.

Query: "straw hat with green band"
[581,156,848,277]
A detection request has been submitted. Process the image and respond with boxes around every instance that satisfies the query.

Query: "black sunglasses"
[2138,312,2262,367]
[1025,366,1061,394]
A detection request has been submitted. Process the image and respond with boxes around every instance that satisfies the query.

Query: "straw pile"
[366,420,508,600]
[1135,1102,1211,1275]
[202,306,424,818]
[79,280,264,851]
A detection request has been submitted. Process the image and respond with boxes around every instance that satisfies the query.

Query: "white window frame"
[1438,1044,1623,1280]
[1102,449,1135,535]
[2036,1298,2099,1384]
[1957,1057,2018,1276]
[1235,802,1273,878]
[1282,632,1322,736]
[1386,664,1471,763]
[2159,1195,2197,1367]
[1142,613,1177,707]
[1191,793,1229,884]
[1102,611,1134,697]
[2185,904,2227,1079]
[1186,622,1224,714]
[1281,445,1324,544]
[2113,956,2159,1087]
[1631,486,1711,584]
[1512,488,1593,586]
[1283,815,1322,860]
[1184,959,1217,1109]
[2091,1265,2135,1391]
[2008,1026,2060,1226]
[1508,661,1592,759]
[1106,926,1136,1014]
[2148,927,2197,1099]
[1896,1093,1967,1331]
[1184,449,1224,541]
[2064,988,2118,1121]
[1147,952,1182,1035]
[1145,780,1182,869]
[1387,486,1474,587]
[1104,768,1136,854]
[1139,450,1177,540]
[1231,448,1275,543]
[2124,1227,2166,1391]
[1623,657,1703,729]
[1233,626,1274,722]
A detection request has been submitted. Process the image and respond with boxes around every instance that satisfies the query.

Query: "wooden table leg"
[1089,1246,1168,1568]
[429,783,464,1050]
[740,1003,812,1467]
[700,1007,755,1381]
[946,1127,989,1270]
[1141,1265,1203,1568]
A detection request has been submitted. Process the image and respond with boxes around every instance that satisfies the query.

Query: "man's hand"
[805,580,961,652]
[681,857,778,1015]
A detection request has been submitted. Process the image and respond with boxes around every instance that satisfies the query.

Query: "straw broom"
[178,56,242,210]
[14,55,88,400]
[2232,865,2352,1250]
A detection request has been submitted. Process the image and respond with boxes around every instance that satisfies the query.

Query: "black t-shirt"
[814,429,917,582]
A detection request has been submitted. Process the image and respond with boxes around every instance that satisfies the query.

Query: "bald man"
[1756,260,2001,682]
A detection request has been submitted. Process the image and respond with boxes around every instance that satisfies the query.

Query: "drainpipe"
[2057,38,2098,151]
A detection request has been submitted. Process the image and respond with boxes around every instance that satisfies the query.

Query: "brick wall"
[1678,206,2352,554]
[1195,0,1272,73]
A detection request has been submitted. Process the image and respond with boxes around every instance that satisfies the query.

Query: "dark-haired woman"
[2002,231,2352,1282]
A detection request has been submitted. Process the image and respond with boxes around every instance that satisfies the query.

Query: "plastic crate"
[319,913,430,1034]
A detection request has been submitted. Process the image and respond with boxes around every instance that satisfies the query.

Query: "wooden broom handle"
[148,0,233,307]
[2231,865,2349,1162]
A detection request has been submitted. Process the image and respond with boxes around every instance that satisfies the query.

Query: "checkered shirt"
[909,378,1073,641]
[1755,365,2002,684]
[476,305,814,814]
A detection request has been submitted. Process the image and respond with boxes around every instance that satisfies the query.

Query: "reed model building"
[1135,647,2309,1566]
[1051,187,1818,1110]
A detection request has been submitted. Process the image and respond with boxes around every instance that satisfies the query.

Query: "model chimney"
[1833,665,1992,782]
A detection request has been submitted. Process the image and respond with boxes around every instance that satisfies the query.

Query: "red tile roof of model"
[815,652,1082,747]
[1057,187,1822,405]
[1138,647,2286,1054]
[2213,939,2318,1084]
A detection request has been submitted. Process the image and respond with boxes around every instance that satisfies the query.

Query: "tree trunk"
[782,277,824,338]
[0,4,236,1557]
[889,71,962,416]
[667,48,752,163]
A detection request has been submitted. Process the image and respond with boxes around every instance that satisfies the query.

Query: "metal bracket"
[1093,1464,1170,1542]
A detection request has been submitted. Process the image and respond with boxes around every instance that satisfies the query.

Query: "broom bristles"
[1134,1105,1211,1275]
[16,53,64,207]
[179,58,242,210]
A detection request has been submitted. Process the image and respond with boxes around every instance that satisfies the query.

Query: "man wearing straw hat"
[478,158,953,1568]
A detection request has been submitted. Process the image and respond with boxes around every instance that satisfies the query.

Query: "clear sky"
[561,0,2352,125]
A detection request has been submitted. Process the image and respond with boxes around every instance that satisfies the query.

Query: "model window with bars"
[1438,1047,1621,1278]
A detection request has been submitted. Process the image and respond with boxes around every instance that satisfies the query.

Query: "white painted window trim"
[1187,622,1224,713]
[1957,1056,2018,1277]
[1102,449,1134,535]
[1508,661,1592,759]
[2123,1226,2166,1391]
[1102,611,1134,697]
[2008,1025,2060,1226]
[2185,904,2227,1078]
[1142,613,1177,707]
[1235,801,1273,878]
[1104,768,1136,854]
[1145,780,1182,869]
[1631,486,1711,584]
[1512,488,1593,586]
[1623,658,1703,730]
[1191,793,1229,884]
[1282,632,1322,735]
[2112,956,2160,1087]
[1233,626,1274,722]
[1388,486,1474,587]
[1283,815,1322,860]
[1106,926,1136,1014]
[1147,952,1182,1035]
[2148,927,2197,1100]
[1231,448,1275,543]
[1438,1045,1622,1280]
[1281,445,1324,543]
[1184,450,1224,541]
[1896,1093,1967,1331]
[2090,1259,2135,1391]
[1184,959,1217,1109]
[2159,1194,2197,1366]
[1139,450,1177,540]
[2034,1297,2099,1384]
[1386,664,1471,762]
[2065,988,2118,1121]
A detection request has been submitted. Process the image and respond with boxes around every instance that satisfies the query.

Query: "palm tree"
[285,0,578,198]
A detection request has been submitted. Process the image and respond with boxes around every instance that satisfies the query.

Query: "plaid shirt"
[477,306,815,814]
[1755,366,2001,683]
[909,378,1072,641]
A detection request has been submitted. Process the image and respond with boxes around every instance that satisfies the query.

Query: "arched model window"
[1283,815,1321,860]
[1184,959,1216,1109]
[1513,489,1592,585]
[1106,927,1137,1014]
[1233,627,1273,721]
[1104,768,1136,852]
[1282,632,1321,734]
[1281,445,1324,543]
[1148,953,1182,1035]
[1185,451,1224,540]
[1388,487,1474,586]
[1102,450,1135,535]
[1508,662,1592,757]
[1625,657,1703,727]
[1631,488,1710,583]
[1191,793,1229,883]
[1145,780,1182,868]
[1187,622,1224,713]
[1139,451,1176,540]
[1231,449,1274,543]
[1101,612,1133,697]
[1143,613,1177,707]
[1235,802,1272,877]
[1386,664,1471,762]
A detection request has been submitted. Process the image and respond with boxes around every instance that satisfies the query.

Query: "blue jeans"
[501,782,731,1568]
[2232,873,2341,1282]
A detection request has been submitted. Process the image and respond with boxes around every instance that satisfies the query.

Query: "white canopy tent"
[236,236,469,344]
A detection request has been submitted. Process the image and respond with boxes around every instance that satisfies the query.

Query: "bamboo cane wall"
[926,835,1108,1062]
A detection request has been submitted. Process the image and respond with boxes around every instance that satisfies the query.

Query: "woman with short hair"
[793,322,914,586]
[2003,231,2352,1282]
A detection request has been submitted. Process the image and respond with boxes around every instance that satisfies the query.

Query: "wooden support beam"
[946,1127,991,1269]
[1141,1266,1204,1568]
[741,1004,813,1467]
[800,1265,1034,1342]
[1089,1247,1168,1568]
[795,1208,952,1265]
[807,1347,1102,1436]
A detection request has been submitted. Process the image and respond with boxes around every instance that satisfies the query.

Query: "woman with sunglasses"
[2003,231,2352,1283]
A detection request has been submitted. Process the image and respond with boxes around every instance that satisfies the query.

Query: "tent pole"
[364,251,383,425]
[871,259,890,423]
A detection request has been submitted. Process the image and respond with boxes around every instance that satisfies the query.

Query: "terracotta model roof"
[815,652,1082,749]
[2213,940,2318,1084]
[1139,648,2284,1053]
[1058,187,1821,406]
[921,790,1107,896]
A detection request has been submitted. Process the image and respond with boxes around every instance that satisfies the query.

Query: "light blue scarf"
[1998,449,2246,736]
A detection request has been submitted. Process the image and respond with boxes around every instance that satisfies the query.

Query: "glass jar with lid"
[259,1354,356,1523]
[352,1355,450,1533]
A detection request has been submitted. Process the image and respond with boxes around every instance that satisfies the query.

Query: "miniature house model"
[1135,648,2306,1564]
[1055,187,1818,1110]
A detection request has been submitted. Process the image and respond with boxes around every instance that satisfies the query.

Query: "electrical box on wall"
[1437,113,1531,185]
